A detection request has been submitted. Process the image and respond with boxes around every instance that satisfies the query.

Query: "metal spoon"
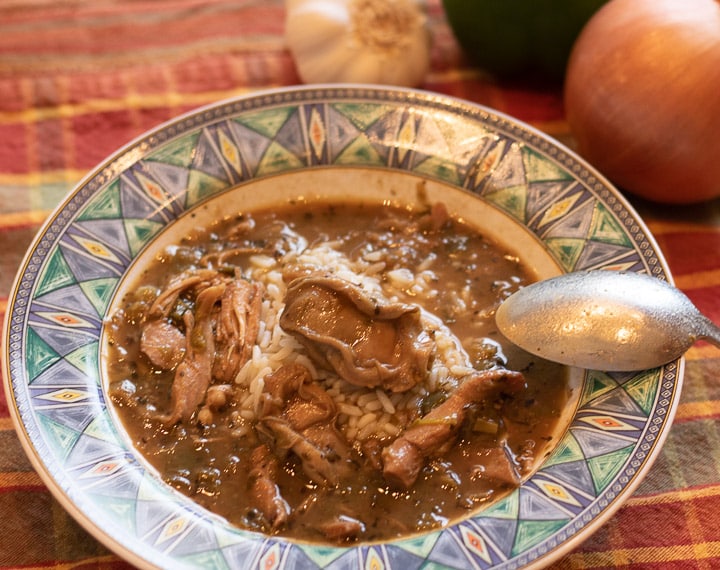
[495,270,720,371]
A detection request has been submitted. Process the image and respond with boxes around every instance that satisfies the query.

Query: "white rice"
[232,239,475,443]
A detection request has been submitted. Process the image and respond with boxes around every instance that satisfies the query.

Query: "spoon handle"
[698,315,720,349]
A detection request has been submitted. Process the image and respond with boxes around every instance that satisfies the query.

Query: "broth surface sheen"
[105,200,569,544]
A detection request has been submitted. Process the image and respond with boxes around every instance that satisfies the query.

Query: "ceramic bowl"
[2,86,682,569]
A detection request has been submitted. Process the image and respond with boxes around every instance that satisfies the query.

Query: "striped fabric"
[1,1,719,568]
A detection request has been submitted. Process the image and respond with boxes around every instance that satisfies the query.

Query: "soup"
[105,200,569,544]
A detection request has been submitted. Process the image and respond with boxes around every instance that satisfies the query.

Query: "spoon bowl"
[496,270,720,371]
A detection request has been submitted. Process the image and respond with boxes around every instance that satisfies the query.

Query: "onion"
[564,0,720,203]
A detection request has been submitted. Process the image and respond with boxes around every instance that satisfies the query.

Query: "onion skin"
[564,0,720,203]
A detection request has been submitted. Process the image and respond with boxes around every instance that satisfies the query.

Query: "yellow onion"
[564,0,720,203]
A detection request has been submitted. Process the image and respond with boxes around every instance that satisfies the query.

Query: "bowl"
[2,85,682,569]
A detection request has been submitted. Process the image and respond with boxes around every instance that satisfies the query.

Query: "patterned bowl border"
[3,85,682,570]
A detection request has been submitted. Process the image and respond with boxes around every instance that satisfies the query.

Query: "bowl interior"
[101,166,585,536]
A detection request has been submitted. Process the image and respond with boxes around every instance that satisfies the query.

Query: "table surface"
[2,2,720,569]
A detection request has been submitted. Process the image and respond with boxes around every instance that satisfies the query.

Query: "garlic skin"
[285,0,431,87]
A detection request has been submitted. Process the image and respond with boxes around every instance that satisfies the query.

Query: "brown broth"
[105,201,569,544]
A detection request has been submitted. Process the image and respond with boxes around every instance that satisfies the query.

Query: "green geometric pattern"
[5,86,681,570]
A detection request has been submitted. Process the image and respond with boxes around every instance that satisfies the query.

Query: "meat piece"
[161,282,225,425]
[259,364,356,486]
[140,319,185,369]
[319,515,366,541]
[382,368,524,488]
[262,418,355,486]
[202,220,307,266]
[473,446,521,487]
[247,444,291,530]
[382,438,424,490]
[148,268,219,318]
[213,278,263,383]
[418,202,450,231]
[150,267,264,424]
[281,262,317,284]
[279,274,433,392]
[261,363,336,430]
[359,437,384,471]
[261,362,312,411]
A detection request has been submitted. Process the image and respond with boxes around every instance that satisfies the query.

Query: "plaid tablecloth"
[2,1,720,568]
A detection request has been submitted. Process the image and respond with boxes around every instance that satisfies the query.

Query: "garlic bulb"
[285,0,431,87]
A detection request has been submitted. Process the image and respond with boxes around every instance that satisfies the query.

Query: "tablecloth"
[1,1,719,568]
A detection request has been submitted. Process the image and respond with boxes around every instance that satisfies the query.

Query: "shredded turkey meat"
[247,444,291,530]
[213,279,263,383]
[137,269,264,426]
[258,364,358,487]
[161,283,223,425]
